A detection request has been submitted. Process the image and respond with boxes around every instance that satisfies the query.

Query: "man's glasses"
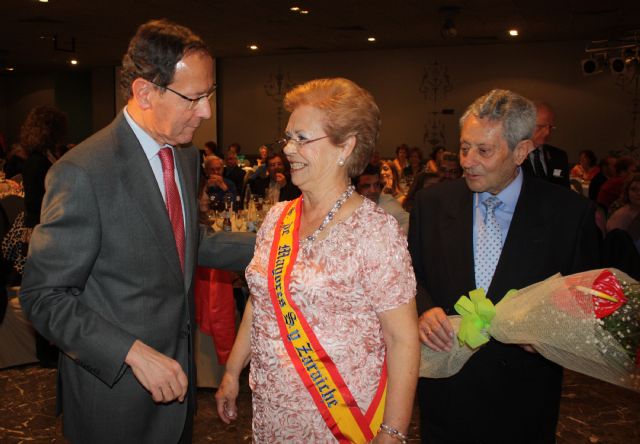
[536,124,557,131]
[273,135,329,151]
[150,80,216,110]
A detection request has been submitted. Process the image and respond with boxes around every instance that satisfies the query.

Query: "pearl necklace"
[303,185,355,243]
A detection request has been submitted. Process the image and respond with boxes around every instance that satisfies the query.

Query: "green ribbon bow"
[453,288,496,349]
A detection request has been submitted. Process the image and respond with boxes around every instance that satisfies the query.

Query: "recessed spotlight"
[367,37,376,42]
[508,29,519,37]
[290,6,300,11]
[248,44,259,51]
[6,67,15,71]
[299,9,309,14]
[70,59,78,65]
[38,0,49,3]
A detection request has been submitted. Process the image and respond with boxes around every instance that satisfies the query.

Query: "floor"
[0,365,638,443]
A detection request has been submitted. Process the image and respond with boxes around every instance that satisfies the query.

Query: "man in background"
[248,153,300,202]
[521,101,570,187]
[355,164,409,234]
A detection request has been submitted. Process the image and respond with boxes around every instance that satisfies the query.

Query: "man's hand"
[418,307,454,351]
[207,175,228,191]
[125,340,188,403]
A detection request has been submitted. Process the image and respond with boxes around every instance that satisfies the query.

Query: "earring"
[338,158,345,167]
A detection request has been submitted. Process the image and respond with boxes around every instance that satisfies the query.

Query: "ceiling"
[1,0,640,73]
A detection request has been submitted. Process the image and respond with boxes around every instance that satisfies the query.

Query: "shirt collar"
[123,106,165,160]
[474,167,523,211]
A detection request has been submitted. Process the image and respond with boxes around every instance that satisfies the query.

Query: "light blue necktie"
[475,196,502,292]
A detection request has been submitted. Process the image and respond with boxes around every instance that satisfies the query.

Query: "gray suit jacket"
[19,112,255,444]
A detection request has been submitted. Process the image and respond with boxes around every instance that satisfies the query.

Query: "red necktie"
[158,147,185,272]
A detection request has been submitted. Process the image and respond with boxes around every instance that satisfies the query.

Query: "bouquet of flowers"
[420,268,640,392]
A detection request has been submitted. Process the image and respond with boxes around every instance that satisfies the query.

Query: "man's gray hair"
[460,89,536,150]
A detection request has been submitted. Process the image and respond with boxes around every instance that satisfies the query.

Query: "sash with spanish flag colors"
[267,197,387,443]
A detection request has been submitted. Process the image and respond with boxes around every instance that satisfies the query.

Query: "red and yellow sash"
[267,198,387,443]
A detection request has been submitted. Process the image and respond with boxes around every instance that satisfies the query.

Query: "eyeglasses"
[274,135,329,150]
[536,124,557,131]
[150,80,216,110]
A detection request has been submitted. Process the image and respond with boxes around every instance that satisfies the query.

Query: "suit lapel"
[112,114,184,285]
[489,175,548,300]
[441,182,476,304]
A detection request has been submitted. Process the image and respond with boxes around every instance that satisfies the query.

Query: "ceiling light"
[38,0,49,3]
[367,37,376,42]
[290,6,300,11]
[508,29,519,37]
[248,44,259,51]
[70,59,78,65]
[300,9,309,14]
[6,67,15,71]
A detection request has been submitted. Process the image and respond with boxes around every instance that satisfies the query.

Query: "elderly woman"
[216,78,419,443]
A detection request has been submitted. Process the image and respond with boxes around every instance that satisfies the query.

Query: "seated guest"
[354,164,409,234]
[437,151,462,181]
[223,150,246,195]
[380,160,404,200]
[201,155,237,212]
[248,153,301,202]
[248,145,270,181]
[368,149,382,169]
[606,173,640,252]
[3,144,28,179]
[403,146,424,180]
[597,156,636,213]
[402,171,441,213]
[589,155,616,202]
[425,146,445,173]
[570,150,599,182]
[392,144,409,176]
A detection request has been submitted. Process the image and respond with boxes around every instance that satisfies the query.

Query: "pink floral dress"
[245,198,416,443]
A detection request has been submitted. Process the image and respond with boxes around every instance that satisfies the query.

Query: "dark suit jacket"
[408,175,600,443]
[19,113,256,444]
[249,175,301,202]
[522,144,570,188]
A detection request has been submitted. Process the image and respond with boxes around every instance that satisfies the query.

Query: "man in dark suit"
[19,20,255,444]
[521,101,570,188]
[409,90,600,444]
[248,152,301,202]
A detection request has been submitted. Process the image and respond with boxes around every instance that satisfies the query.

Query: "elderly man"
[355,164,409,234]
[19,20,255,444]
[409,89,600,444]
[202,154,237,211]
[521,101,570,187]
[248,152,301,202]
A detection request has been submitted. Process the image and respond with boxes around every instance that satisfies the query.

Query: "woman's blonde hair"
[284,78,380,177]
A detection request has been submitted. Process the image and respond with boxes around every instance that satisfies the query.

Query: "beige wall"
[218,40,636,163]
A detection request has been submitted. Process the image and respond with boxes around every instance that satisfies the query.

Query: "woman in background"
[607,172,640,252]
[380,160,404,201]
[216,78,419,443]
[20,104,68,367]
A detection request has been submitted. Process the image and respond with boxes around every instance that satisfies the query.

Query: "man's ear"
[131,78,154,110]
[514,139,533,166]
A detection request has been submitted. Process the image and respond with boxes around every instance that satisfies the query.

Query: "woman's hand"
[215,372,240,424]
